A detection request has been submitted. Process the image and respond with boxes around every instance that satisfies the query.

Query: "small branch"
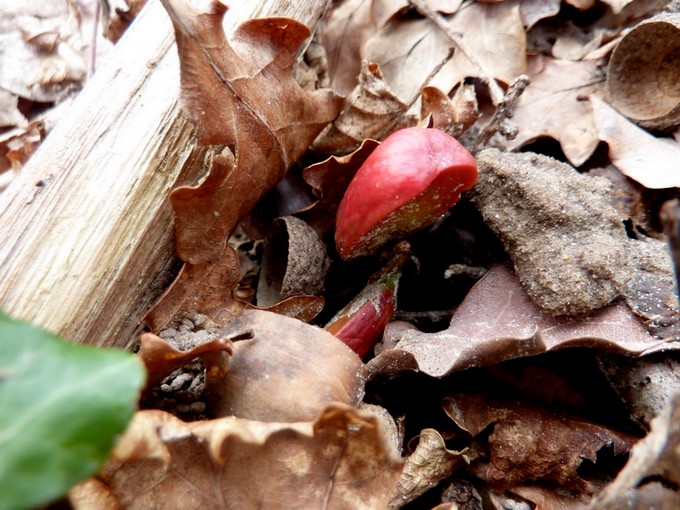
[472,73,530,152]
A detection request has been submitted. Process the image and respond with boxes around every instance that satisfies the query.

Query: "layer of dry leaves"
[3,0,680,509]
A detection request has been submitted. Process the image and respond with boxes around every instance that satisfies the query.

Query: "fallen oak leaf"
[369,264,680,378]
[443,392,633,493]
[160,1,343,264]
[142,310,366,423]
[147,1,343,328]
[591,96,680,189]
[89,405,403,510]
[503,56,602,167]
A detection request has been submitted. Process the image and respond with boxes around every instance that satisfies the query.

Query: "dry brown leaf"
[429,0,527,95]
[301,138,380,238]
[389,429,466,509]
[92,405,403,509]
[147,0,343,328]
[161,1,342,264]
[323,0,408,96]
[443,392,633,492]
[137,331,236,397]
[421,84,480,138]
[504,55,602,166]
[211,310,366,422]
[589,392,680,509]
[520,0,561,29]
[312,61,417,154]
[363,16,452,103]
[369,264,678,378]
[591,96,680,189]
[142,309,366,423]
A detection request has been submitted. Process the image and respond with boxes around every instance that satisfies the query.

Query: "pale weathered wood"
[0,0,329,348]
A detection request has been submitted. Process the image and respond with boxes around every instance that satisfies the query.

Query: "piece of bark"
[0,0,330,349]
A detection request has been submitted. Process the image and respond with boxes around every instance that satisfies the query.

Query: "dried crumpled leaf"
[591,96,680,189]
[301,138,380,238]
[211,310,367,422]
[312,61,417,154]
[84,404,403,510]
[322,0,407,96]
[421,84,479,138]
[589,392,680,509]
[142,310,366,423]
[389,429,466,509]
[147,0,342,328]
[470,148,679,327]
[369,264,678,378]
[138,331,234,393]
[606,12,680,131]
[428,0,527,95]
[443,393,633,493]
[504,56,602,166]
[363,16,452,103]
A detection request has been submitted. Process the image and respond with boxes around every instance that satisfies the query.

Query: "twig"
[472,73,530,152]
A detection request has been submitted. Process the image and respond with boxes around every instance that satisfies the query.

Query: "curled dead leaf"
[210,310,367,422]
[312,61,416,155]
[369,264,679,378]
[389,429,466,509]
[443,392,633,492]
[591,96,680,189]
[90,405,403,510]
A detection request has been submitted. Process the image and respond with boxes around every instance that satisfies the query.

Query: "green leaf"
[0,312,145,510]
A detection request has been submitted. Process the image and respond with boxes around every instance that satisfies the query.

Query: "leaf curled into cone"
[335,127,478,260]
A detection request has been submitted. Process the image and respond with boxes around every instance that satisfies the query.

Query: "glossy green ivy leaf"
[0,312,145,510]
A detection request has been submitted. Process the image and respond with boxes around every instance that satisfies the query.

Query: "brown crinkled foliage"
[369,264,678,379]
[503,55,602,167]
[312,61,416,155]
[146,0,342,330]
[79,404,403,510]
[589,392,680,510]
[442,392,633,493]
[389,428,467,509]
[141,309,366,424]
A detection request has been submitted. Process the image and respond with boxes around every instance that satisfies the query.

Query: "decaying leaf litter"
[2,0,680,508]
